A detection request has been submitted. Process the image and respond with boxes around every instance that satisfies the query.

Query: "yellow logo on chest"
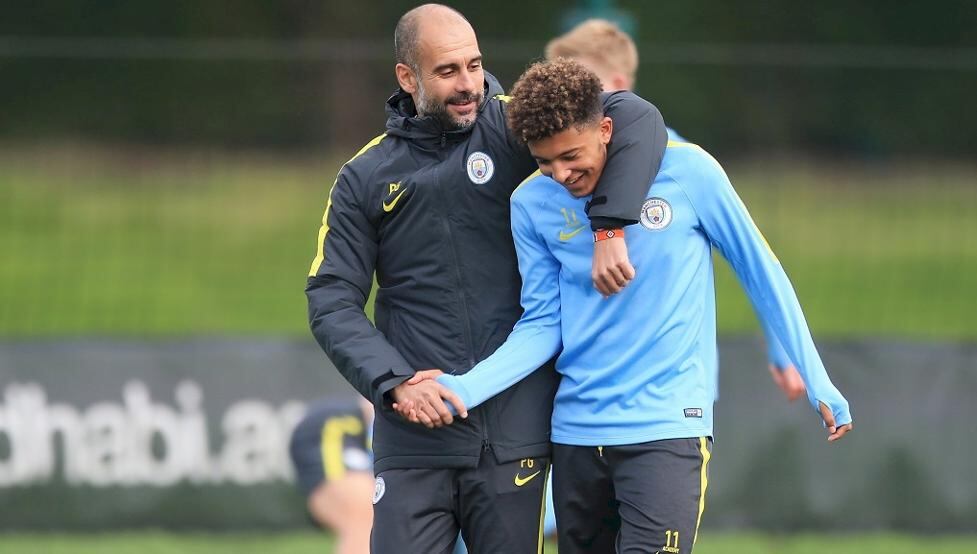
[558,207,586,242]
[382,182,406,212]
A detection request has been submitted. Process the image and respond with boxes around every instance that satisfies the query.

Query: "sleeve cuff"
[376,373,411,409]
[588,216,635,231]
[437,374,474,413]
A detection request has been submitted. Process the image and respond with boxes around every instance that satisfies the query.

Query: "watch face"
[594,229,621,242]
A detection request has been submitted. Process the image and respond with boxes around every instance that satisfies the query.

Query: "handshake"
[390,369,469,428]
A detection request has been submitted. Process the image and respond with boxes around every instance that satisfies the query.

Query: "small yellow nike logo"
[382,188,407,212]
[514,470,541,487]
[558,225,586,241]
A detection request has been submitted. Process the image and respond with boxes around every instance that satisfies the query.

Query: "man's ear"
[599,116,614,144]
[395,63,417,94]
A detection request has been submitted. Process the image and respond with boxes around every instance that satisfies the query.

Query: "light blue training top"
[439,141,850,446]
[667,127,796,380]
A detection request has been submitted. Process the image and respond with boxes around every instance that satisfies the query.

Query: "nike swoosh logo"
[382,189,407,212]
[558,226,586,241]
[514,470,541,487]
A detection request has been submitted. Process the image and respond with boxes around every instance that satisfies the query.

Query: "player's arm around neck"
[588,92,668,297]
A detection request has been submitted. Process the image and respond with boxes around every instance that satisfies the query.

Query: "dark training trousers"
[553,437,712,554]
[371,452,549,554]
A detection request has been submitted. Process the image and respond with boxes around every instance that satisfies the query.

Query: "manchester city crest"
[640,197,673,231]
[466,151,495,184]
[373,476,386,504]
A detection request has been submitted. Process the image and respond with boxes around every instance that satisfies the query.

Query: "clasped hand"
[592,235,635,297]
[391,369,468,429]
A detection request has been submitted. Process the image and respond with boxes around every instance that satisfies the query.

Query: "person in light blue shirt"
[546,17,808,402]
[397,59,852,554]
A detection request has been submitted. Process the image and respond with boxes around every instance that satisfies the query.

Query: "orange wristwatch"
[593,228,624,242]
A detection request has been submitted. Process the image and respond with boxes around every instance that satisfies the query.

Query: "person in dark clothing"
[289,398,375,554]
[305,4,667,552]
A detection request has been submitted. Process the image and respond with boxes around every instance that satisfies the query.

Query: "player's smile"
[528,117,613,198]
[562,172,591,195]
[445,93,480,120]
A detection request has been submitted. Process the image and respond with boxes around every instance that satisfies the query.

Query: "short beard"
[416,81,483,132]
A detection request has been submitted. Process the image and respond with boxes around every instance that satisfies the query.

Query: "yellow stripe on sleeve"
[307,133,387,277]
[512,169,543,198]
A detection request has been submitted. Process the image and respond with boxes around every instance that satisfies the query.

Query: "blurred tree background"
[2,0,975,339]
[3,0,976,155]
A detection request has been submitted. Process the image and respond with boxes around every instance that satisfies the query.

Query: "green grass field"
[3,531,977,554]
[2,145,975,338]
[2,145,975,549]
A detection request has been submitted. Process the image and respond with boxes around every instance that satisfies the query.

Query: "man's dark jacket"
[306,72,667,472]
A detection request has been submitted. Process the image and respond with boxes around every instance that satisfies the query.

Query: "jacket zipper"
[432,149,477,370]
[437,131,487,451]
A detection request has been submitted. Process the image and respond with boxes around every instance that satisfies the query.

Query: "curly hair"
[506,58,604,144]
